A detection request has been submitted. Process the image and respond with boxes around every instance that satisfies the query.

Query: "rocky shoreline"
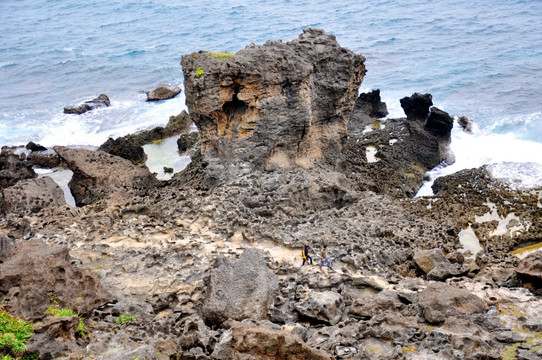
[1,28,542,360]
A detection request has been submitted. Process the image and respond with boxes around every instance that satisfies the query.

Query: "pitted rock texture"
[202,248,279,325]
[0,239,111,321]
[181,28,366,172]
[54,146,159,206]
[0,176,66,216]
[0,152,36,190]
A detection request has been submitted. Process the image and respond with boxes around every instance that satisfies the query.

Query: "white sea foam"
[416,119,542,196]
[37,93,187,147]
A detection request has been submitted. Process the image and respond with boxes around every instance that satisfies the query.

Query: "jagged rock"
[517,251,542,290]
[414,248,466,281]
[431,166,493,197]
[0,233,14,263]
[27,149,61,168]
[457,116,473,133]
[0,176,66,216]
[212,322,331,360]
[418,282,485,324]
[146,83,182,101]
[54,146,159,206]
[400,93,433,121]
[348,89,388,134]
[0,152,36,190]
[202,248,279,325]
[294,289,344,325]
[425,107,454,138]
[0,239,111,320]
[177,132,200,153]
[181,28,366,172]
[25,141,47,152]
[64,94,110,114]
[98,110,192,164]
[26,315,81,358]
[177,315,219,355]
[349,290,403,319]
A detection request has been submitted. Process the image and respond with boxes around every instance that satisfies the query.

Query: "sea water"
[1,0,542,189]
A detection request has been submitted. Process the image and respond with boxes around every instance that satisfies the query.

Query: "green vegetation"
[45,304,88,338]
[208,51,235,59]
[195,66,204,78]
[0,311,33,357]
[115,314,137,326]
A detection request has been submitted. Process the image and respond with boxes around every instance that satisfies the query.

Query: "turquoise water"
[1,0,542,187]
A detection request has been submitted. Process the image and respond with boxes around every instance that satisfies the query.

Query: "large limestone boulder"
[0,176,66,215]
[0,233,15,262]
[0,239,111,321]
[202,248,279,325]
[54,146,159,206]
[212,322,332,360]
[181,28,366,171]
[414,248,467,281]
[418,282,485,324]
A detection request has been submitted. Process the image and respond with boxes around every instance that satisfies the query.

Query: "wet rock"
[348,89,388,134]
[98,110,193,164]
[294,289,344,325]
[457,115,473,133]
[425,107,454,138]
[146,83,182,101]
[64,94,110,114]
[25,141,47,152]
[0,176,66,216]
[181,28,366,172]
[202,248,279,325]
[418,282,485,324]
[177,132,200,153]
[54,146,159,206]
[0,239,111,320]
[400,93,433,121]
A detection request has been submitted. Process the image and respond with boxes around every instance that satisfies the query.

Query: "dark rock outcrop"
[98,110,192,164]
[425,107,454,138]
[54,146,159,206]
[202,248,279,325]
[64,94,110,115]
[0,176,66,216]
[348,89,388,134]
[25,141,47,152]
[0,151,36,190]
[0,239,111,320]
[181,28,366,173]
[458,115,473,133]
[400,92,433,121]
[26,315,82,358]
[177,132,199,153]
[146,83,182,101]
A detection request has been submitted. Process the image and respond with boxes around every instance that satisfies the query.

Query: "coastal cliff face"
[181,28,366,171]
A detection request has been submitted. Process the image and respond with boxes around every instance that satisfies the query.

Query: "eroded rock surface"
[0,176,66,216]
[0,239,111,320]
[54,146,159,206]
[182,28,366,174]
[146,83,182,101]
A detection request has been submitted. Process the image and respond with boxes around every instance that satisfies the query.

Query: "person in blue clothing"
[319,244,333,271]
[301,244,313,266]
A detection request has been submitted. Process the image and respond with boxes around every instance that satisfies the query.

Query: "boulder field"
[1,29,542,359]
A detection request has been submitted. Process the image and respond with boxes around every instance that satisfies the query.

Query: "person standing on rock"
[320,245,333,271]
[302,244,313,266]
